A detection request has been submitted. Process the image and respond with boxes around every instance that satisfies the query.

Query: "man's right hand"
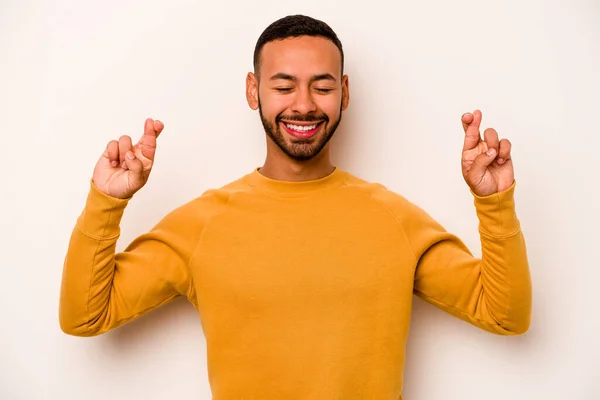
[92,118,164,199]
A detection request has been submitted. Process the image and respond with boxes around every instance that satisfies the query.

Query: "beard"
[258,98,343,162]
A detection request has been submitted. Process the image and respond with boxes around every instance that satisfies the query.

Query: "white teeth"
[285,123,318,132]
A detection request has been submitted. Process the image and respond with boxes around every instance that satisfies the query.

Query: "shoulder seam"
[348,183,419,265]
[185,188,237,304]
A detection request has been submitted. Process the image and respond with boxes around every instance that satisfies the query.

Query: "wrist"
[76,180,131,238]
[471,180,520,236]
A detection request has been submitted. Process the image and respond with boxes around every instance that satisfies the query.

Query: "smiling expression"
[247,36,349,161]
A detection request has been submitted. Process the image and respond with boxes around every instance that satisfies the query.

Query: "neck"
[259,142,334,182]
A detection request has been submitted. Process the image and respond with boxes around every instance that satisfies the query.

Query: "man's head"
[252,15,345,79]
[246,15,349,162]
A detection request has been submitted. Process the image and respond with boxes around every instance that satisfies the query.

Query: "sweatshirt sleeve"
[59,181,208,337]
[403,181,532,335]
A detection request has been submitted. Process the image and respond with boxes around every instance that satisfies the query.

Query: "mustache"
[276,114,329,123]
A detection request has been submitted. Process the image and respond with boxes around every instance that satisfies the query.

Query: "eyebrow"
[269,73,337,84]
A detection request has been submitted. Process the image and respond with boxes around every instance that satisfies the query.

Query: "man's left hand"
[460,110,515,197]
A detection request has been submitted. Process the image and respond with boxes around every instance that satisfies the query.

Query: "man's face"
[247,36,349,161]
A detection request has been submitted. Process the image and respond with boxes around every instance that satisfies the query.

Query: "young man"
[59,14,532,400]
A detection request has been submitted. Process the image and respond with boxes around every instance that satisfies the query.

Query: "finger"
[118,135,133,170]
[139,118,162,160]
[496,138,512,164]
[135,118,152,147]
[462,109,482,151]
[461,112,474,133]
[484,128,499,156]
[135,118,163,143]
[104,140,119,167]
[154,119,164,137]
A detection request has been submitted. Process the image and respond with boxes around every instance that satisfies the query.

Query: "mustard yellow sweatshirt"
[59,167,532,400]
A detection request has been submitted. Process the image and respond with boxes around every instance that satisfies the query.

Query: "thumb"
[124,151,145,185]
[469,147,497,178]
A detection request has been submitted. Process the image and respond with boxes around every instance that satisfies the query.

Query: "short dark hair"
[253,15,344,77]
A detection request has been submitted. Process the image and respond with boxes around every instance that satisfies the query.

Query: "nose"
[291,87,317,115]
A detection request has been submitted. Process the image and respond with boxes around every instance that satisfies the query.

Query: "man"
[59,14,532,399]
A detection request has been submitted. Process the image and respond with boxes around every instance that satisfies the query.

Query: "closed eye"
[275,87,293,93]
[315,88,334,93]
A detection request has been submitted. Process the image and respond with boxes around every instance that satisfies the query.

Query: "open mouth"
[280,121,324,138]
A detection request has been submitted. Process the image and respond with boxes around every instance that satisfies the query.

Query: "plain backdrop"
[1,0,599,399]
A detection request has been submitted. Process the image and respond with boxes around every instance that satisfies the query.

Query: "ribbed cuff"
[76,180,131,238]
[471,180,520,237]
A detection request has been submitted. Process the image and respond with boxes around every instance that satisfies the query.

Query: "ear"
[341,74,350,111]
[246,72,259,110]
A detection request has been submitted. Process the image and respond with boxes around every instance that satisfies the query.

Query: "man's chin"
[262,116,340,162]
[268,135,317,161]
[281,143,320,161]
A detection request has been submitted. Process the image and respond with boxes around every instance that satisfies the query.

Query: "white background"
[1,0,599,399]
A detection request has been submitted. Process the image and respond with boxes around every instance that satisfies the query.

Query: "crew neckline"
[245,167,349,196]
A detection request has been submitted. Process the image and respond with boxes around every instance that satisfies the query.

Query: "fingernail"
[122,161,127,168]
[486,148,496,157]
[127,152,135,160]
[497,158,505,164]
[111,161,118,167]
